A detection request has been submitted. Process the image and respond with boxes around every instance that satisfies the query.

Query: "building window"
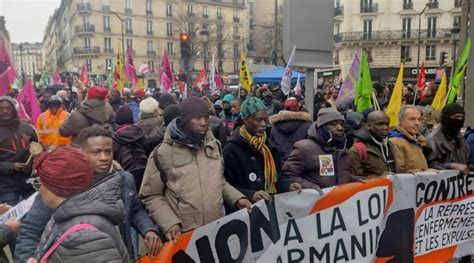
[148,60,155,72]
[188,4,193,14]
[233,10,239,19]
[166,4,172,17]
[455,0,462,7]
[233,26,240,36]
[234,61,239,72]
[427,17,437,38]
[103,16,111,32]
[401,46,411,61]
[104,37,112,51]
[363,19,372,40]
[426,45,436,60]
[203,23,208,30]
[83,15,90,27]
[105,59,112,70]
[249,2,254,16]
[217,24,223,36]
[402,18,412,39]
[125,18,133,33]
[454,15,461,27]
[126,39,133,50]
[203,6,209,16]
[85,37,91,48]
[167,23,173,36]
[146,0,152,14]
[147,41,154,52]
[217,7,222,19]
[86,59,92,72]
[147,20,153,35]
[403,0,413,10]
[167,42,174,54]
[124,0,131,9]
[101,0,110,6]
[234,43,239,57]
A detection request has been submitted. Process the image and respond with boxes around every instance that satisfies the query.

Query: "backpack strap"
[40,224,98,263]
[353,142,368,163]
[152,148,168,185]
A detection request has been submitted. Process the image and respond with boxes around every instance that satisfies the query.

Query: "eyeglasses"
[27,177,41,191]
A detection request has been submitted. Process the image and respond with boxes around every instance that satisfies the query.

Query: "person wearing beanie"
[0,96,38,206]
[214,99,224,117]
[136,97,163,135]
[128,89,146,123]
[35,96,71,149]
[32,146,130,262]
[426,103,471,174]
[223,97,281,209]
[262,90,283,117]
[222,94,234,121]
[158,93,177,111]
[280,108,358,193]
[388,106,431,173]
[140,96,251,242]
[59,85,114,145]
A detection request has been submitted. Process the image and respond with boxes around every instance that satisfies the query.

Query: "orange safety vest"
[35,108,71,148]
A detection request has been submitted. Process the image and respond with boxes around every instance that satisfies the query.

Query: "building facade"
[334,0,462,84]
[0,16,12,56]
[42,0,249,86]
[12,42,43,80]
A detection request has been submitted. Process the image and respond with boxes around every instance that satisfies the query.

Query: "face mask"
[441,115,464,138]
[317,126,346,150]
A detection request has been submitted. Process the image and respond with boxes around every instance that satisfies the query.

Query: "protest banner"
[138,171,473,263]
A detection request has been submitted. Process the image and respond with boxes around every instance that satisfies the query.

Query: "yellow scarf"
[239,126,278,194]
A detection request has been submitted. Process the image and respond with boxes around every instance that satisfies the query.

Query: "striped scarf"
[239,126,278,194]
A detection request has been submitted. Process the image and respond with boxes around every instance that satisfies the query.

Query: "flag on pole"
[280,45,296,95]
[139,63,150,76]
[38,72,50,86]
[17,80,41,125]
[116,45,126,92]
[105,71,114,89]
[336,54,360,106]
[125,47,137,86]
[0,41,18,96]
[210,54,216,94]
[386,64,404,127]
[294,73,302,97]
[432,72,448,110]
[239,50,252,92]
[52,73,62,84]
[193,68,208,92]
[79,64,90,88]
[94,74,103,85]
[447,37,471,103]
[417,63,426,100]
[355,52,373,111]
[159,48,174,93]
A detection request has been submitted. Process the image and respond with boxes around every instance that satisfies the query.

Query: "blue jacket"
[128,100,140,123]
[14,170,158,261]
[465,127,474,165]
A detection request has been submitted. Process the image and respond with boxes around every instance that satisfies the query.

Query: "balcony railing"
[403,2,413,10]
[361,3,378,13]
[125,8,132,14]
[75,25,95,34]
[147,31,153,36]
[103,48,114,54]
[147,51,156,56]
[233,17,240,22]
[233,35,241,40]
[427,2,439,9]
[146,10,153,15]
[334,29,453,43]
[104,27,111,32]
[203,14,209,19]
[77,3,91,12]
[73,46,100,55]
[126,29,133,34]
[188,12,195,17]
[335,5,344,16]
[102,5,110,12]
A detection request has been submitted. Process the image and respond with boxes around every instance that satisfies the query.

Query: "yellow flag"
[117,45,125,92]
[431,73,447,110]
[239,51,253,92]
[386,64,404,127]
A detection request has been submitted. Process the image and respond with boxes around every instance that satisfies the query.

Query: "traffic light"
[180,33,191,58]
[439,51,448,66]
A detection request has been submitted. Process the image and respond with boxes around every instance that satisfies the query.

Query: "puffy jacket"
[269,111,312,164]
[464,127,474,165]
[279,123,357,191]
[388,127,428,172]
[14,171,157,261]
[34,174,129,262]
[140,119,245,233]
[136,116,163,135]
[59,100,114,144]
[35,108,71,148]
[426,127,470,169]
[0,224,15,262]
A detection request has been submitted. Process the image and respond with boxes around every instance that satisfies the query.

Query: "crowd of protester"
[0,79,472,262]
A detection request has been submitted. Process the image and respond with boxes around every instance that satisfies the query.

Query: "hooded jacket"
[0,96,38,193]
[388,126,429,172]
[59,100,114,144]
[35,175,129,262]
[279,122,357,191]
[136,115,163,135]
[426,127,469,169]
[347,127,398,178]
[35,108,71,148]
[269,111,312,164]
[140,119,245,233]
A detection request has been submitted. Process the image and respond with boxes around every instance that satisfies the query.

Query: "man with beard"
[279,108,358,193]
[0,96,38,205]
[35,96,71,149]
[140,97,251,242]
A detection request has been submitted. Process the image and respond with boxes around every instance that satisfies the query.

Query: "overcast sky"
[0,0,61,43]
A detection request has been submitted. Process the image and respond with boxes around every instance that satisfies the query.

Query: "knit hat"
[316,108,345,127]
[115,106,134,125]
[223,94,234,104]
[163,104,182,126]
[283,97,300,112]
[214,100,223,109]
[34,146,93,198]
[135,89,146,99]
[158,93,175,110]
[87,86,109,100]
[180,96,209,124]
[241,97,267,118]
[441,103,464,117]
[139,97,159,114]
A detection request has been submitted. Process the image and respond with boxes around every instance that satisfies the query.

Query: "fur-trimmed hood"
[269,111,312,124]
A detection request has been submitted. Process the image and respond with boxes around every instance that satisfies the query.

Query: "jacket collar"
[269,111,312,124]
[389,126,427,147]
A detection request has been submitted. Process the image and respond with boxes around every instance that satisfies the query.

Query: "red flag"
[125,48,137,85]
[80,64,90,88]
[0,41,18,96]
[417,63,426,100]
[52,73,62,84]
[193,69,208,92]
[17,80,41,125]
[214,68,223,90]
[159,48,174,93]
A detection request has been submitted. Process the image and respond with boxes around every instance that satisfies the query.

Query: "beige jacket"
[389,126,428,173]
[139,126,245,233]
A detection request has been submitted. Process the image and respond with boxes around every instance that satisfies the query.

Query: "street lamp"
[200,29,209,71]
[451,26,461,100]
[19,43,25,84]
[416,3,430,81]
[111,11,125,65]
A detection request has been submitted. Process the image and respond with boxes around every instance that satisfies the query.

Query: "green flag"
[447,37,471,103]
[38,72,49,86]
[105,71,114,89]
[355,52,373,111]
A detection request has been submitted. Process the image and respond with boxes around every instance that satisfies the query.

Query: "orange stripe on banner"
[137,231,194,263]
[414,245,457,263]
[374,256,395,263]
[415,195,473,221]
[310,177,393,215]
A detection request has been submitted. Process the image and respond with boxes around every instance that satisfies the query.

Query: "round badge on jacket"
[249,172,257,182]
